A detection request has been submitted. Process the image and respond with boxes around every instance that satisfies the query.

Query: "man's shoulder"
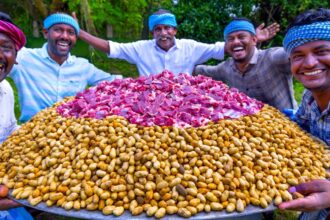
[18,46,42,54]
[175,38,200,46]
[17,46,44,60]
[0,80,14,94]
[113,39,154,46]
[258,47,289,64]
[261,47,286,55]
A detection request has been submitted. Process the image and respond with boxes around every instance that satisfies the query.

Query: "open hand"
[279,179,330,211]
[256,22,280,42]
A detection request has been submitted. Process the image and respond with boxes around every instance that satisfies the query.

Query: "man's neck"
[312,88,330,112]
[234,48,255,73]
[47,47,68,65]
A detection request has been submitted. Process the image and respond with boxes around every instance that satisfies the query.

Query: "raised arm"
[72,12,110,54]
[256,22,280,43]
[79,29,110,54]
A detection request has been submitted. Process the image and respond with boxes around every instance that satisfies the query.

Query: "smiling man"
[194,18,297,111]
[9,13,122,122]
[76,9,277,77]
[0,12,34,220]
[278,8,330,220]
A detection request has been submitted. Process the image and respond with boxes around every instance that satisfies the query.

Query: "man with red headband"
[0,12,33,220]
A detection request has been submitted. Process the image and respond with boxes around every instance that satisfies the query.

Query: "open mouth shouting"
[232,46,245,56]
[0,62,5,74]
[0,61,8,82]
[57,41,70,51]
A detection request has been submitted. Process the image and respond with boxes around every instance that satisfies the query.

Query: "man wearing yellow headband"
[76,9,277,77]
[279,8,330,220]
[194,18,297,111]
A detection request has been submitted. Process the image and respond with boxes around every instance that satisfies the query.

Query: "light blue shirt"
[109,38,225,76]
[10,43,122,123]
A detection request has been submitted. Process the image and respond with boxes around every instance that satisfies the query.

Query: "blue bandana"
[148,13,177,31]
[43,13,80,35]
[223,20,256,41]
[283,21,330,54]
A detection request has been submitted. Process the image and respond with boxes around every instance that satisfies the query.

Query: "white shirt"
[109,38,225,76]
[0,80,19,143]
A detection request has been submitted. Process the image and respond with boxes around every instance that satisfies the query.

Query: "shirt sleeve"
[269,47,291,75]
[108,41,140,64]
[87,64,123,86]
[9,47,28,78]
[192,41,225,64]
[194,63,227,81]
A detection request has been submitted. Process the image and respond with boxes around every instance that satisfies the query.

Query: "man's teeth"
[233,47,244,51]
[304,70,322,76]
[0,63,4,72]
[58,42,69,46]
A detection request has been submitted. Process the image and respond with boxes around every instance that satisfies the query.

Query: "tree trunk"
[32,20,40,37]
[106,24,113,38]
[80,0,97,35]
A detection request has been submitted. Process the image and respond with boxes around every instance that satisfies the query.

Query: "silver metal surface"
[10,194,276,220]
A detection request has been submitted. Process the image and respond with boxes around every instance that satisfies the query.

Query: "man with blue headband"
[278,8,330,220]
[194,18,297,111]
[76,9,277,77]
[9,12,122,122]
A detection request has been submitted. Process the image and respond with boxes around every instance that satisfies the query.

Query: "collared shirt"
[295,90,330,146]
[0,80,19,143]
[109,38,225,76]
[195,47,297,111]
[10,43,122,123]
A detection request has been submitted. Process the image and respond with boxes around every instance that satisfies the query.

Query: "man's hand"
[0,185,21,210]
[256,22,280,42]
[279,179,330,211]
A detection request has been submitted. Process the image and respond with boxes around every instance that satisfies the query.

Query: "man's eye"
[316,49,330,55]
[0,45,15,52]
[54,28,62,32]
[292,54,303,60]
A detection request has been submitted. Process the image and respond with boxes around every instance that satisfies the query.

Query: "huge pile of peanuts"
[0,102,329,218]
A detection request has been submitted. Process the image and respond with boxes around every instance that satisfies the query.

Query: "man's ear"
[172,27,177,35]
[252,35,258,46]
[42,29,48,39]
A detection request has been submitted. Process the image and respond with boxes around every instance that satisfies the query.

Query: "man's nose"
[303,54,318,68]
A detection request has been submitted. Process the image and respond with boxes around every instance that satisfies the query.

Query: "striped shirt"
[10,44,122,123]
[295,90,330,146]
[299,209,329,220]
[194,47,297,111]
